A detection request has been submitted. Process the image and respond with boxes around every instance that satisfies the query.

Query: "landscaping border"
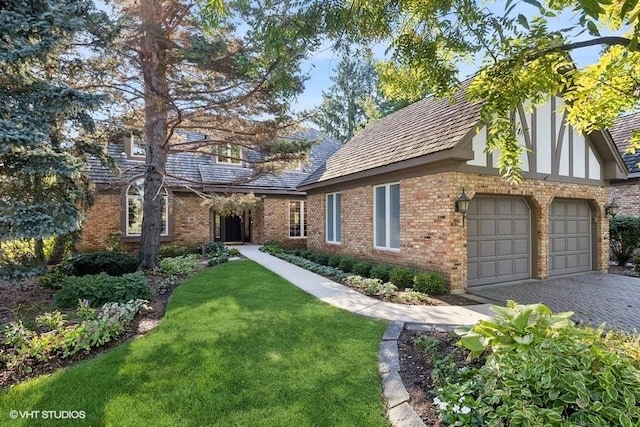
[379,322,461,427]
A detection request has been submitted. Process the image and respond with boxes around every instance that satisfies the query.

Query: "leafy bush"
[158,255,199,277]
[54,271,152,308]
[37,269,69,289]
[1,299,149,370]
[352,261,373,277]
[389,267,415,290]
[413,272,447,295]
[298,249,311,259]
[338,257,354,273]
[311,252,330,266]
[370,264,393,283]
[260,241,283,254]
[344,275,397,297]
[327,254,343,268]
[610,215,640,265]
[160,244,201,258]
[434,302,640,426]
[227,247,240,257]
[207,254,229,266]
[203,241,225,256]
[64,251,139,276]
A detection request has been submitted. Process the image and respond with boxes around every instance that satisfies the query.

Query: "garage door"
[467,197,531,287]
[549,199,591,275]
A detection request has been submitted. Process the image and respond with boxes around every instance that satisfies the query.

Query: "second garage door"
[549,199,592,275]
[467,197,531,287]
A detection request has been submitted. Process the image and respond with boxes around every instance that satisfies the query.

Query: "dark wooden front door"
[223,215,242,242]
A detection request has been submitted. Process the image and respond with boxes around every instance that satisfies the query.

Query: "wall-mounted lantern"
[455,189,471,226]
[605,199,620,218]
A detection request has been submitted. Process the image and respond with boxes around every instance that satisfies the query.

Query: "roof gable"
[300,83,481,188]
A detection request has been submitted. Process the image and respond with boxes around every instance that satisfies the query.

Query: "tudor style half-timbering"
[300,90,627,292]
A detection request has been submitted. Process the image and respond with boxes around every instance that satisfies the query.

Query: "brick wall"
[77,192,121,252]
[261,196,307,249]
[308,172,609,292]
[610,180,640,216]
[78,190,301,251]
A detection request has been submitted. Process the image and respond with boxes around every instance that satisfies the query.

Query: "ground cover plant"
[1,261,388,426]
[403,303,640,426]
[260,244,472,306]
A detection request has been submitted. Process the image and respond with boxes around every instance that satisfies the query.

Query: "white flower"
[453,404,460,413]
[433,397,442,405]
[460,406,471,415]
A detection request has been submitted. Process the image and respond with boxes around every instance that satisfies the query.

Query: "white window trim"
[125,178,169,237]
[288,200,307,239]
[216,144,243,166]
[326,192,341,244]
[129,135,146,159]
[373,183,400,252]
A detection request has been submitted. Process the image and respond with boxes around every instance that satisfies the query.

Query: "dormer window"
[217,144,242,165]
[126,134,146,160]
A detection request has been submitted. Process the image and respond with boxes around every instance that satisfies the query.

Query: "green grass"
[1,261,389,426]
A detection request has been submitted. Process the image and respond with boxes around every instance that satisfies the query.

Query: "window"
[130,135,145,158]
[126,178,168,236]
[374,183,400,250]
[326,193,341,244]
[289,200,307,238]
[217,144,242,165]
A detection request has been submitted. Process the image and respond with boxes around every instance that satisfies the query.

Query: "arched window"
[126,178,168,236]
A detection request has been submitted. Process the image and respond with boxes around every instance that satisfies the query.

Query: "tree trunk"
[48,234,68,265]
[34,239,47,268]
[138,0,169,270]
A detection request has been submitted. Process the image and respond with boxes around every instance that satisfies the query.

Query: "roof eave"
[298,147,473,191]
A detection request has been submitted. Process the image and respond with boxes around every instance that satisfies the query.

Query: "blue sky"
[292,3,625,114]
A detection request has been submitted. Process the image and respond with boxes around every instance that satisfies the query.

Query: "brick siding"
[610,180,640,216]
[308,172,609,293]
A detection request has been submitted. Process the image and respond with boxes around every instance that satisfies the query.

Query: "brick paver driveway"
[466,272,640,332]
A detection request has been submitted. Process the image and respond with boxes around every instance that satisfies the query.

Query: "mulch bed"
[0,272,182,389]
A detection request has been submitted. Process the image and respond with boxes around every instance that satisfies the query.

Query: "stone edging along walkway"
[379,321,460,427]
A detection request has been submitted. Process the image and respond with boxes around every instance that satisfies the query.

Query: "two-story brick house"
[78,130,341,252]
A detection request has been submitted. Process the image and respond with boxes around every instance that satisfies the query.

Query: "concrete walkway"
[238,245,492,325]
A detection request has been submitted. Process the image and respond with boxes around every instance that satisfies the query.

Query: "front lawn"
[1,260,388,426]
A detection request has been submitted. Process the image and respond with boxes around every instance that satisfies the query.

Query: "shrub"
[312,252,330,266]
[610,215,640,265]
[158,255,199,277]
[413,272,447,295]
[1,299,149,369]
[37,269,69,289]
[370,264,393,283]
[338,257,354,273]
[227,247,240,257]
[54,271,152,308]
[64,251,139,276]
[438,302,640,426]
[298,249,312,259]
[203,241,226,256]
[260,241,283,254]
[159,244,200,258]
[352,261,373,277]
[327,254,343,268]
[344,275,397,297]
[389,267,415,290]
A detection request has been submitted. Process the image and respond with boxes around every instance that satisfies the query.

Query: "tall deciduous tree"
[340,0,640,182]
[0,0,110,266]
[311,44,399,143]
[99,1,328,268]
